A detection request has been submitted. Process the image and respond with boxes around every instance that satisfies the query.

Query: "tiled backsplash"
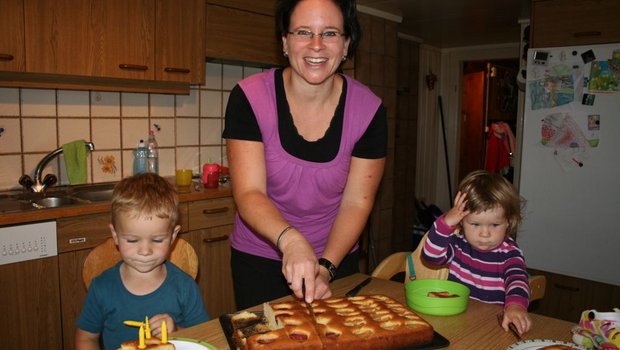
[0,62,265,190]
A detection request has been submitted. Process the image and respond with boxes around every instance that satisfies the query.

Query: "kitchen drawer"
[57,212,111,253]
[187,197,235,231]
[531,0,620,47]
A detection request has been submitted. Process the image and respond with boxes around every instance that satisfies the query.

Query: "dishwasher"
[0,221,57,265]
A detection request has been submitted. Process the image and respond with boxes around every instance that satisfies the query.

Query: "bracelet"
[276,226,294,250]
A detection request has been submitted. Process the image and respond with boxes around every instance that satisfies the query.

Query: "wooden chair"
[82,237,199,290]
[371,234,448,281]
[371,233,546,302]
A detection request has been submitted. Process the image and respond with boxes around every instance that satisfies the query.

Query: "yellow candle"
[161,320,168,344]
[145,316,152,339]
[123,320,143,327]
[138,324,146,349]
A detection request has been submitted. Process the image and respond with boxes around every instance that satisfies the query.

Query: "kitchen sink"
[72,188,114,202]
[32,197,81,208]
[0,182,116,212]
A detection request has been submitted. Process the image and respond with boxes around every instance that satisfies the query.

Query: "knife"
[497,312,521,341]
[345,277,372,297]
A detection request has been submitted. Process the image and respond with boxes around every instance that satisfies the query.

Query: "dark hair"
[458,170,524,238]
[275,0,362,58]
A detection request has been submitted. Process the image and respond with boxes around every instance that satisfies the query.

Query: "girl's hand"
[443,191,470,227]
[502,305,532,335]
[148,314,177,337]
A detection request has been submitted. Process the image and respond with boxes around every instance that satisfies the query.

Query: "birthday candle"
[161,320,168,344]
[145,316,152,339]
[138,324,146,349]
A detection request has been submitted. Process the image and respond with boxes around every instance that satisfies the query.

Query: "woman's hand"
[502,305,532,335]
[279,228,331,302]
[148,314,177,338]
[443,191,470,227]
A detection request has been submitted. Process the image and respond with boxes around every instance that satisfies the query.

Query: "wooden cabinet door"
[24,0,97,76]
[184,225,237,318]
[531,0,620,48]
[0,0,25,72]
[206,4,286,66]
[156,0,205,83]
[58,249,91,350]
[97,0,155,80]
[0,257,62,349]
[24,0,155,79]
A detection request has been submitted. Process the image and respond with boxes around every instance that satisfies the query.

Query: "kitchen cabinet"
[529,268,620,323]
[24,0,154,80]
[0,0,25,72]
[57,212,112,350]
[1,0,204,93]
[0,256,62,349]
[205,3,286,66]
[156,0,206,83]
[531,0,620,48]
[184,197,237,318]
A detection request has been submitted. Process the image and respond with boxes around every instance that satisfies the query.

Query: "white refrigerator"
[518,43,620,286]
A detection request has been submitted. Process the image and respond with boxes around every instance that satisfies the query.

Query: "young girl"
[421,170,532,335]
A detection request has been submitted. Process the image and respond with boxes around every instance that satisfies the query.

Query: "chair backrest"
[370,252,410,281]
[82,237,198,290]
[371,232,545,302]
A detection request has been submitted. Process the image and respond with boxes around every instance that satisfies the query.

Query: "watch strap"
[318,258,337,282]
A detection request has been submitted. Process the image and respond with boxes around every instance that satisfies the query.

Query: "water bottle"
[146,130,159,174]
[133,140,147,175]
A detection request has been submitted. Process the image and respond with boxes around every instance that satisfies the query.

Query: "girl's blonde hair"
[111,173,179,231]
[458,170,524,238]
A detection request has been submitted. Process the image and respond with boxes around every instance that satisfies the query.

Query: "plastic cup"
[175,169,193,192]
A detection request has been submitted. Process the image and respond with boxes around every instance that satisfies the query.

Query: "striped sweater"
[422,215,530,310]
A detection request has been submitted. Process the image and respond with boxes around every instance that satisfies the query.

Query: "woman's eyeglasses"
[287,29,345,43]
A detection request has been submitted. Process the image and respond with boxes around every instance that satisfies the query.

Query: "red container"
[203,163,220,188]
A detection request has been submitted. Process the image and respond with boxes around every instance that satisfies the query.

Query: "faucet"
[19,141,95,192]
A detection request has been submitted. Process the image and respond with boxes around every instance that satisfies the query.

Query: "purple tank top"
[230,68,381,260]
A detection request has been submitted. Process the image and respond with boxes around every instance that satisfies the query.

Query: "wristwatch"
[318,258,337,282]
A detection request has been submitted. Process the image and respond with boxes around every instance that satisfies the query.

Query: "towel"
[63,140,89,184]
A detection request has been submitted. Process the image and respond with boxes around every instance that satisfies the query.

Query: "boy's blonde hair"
[458,170,524,238]
[111,173,179,230]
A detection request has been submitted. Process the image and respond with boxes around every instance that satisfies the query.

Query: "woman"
[222,0,387,310]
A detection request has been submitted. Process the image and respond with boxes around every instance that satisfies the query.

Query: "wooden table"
[172,273,577,349]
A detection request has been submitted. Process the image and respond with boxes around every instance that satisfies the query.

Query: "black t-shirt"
[222,69,387,162]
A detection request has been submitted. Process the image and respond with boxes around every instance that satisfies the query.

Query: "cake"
[120,337,175,350]
[538,346,582,350]
[231,294,434,350]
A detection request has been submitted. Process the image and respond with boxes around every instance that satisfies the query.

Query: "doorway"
[458,59,519,184]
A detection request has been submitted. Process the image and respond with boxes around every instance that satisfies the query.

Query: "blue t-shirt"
[77,261,210,350]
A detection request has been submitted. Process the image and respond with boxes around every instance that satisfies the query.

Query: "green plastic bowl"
[405,279,470,316]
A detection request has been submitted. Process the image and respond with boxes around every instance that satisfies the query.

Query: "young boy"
[422,170,532,335]
[75,173,210,350]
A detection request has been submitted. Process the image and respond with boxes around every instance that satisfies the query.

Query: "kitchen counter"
[0,179,232,226]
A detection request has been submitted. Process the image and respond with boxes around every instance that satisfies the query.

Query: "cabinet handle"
[119,64,148,71]
[203,235,229,243]
[0,53,14,61]
[164,67,191,74]
[573,31,602,38]
[202,207,229,215]
[553,283,580,292]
